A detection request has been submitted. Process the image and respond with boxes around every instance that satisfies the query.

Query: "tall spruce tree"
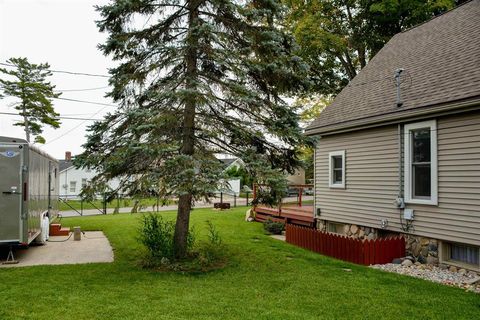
[0,57,61,143]
[77,0,310,258]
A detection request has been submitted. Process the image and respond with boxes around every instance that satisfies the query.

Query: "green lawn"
[1,208,478,319]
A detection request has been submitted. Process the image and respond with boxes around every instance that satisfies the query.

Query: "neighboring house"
[287,169,306,185]
[59,152,120,199]
[306,1,480,270]
[220,157,245,172]
[220,156,306,188]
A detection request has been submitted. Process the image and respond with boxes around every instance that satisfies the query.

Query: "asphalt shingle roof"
[59,160,74,172]
[306,0,480,135]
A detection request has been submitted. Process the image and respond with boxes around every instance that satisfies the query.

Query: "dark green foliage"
[77,0,312,257]
[285,0,455,95]
[224,165,253,189]
[138,213,195,263]
[0,57,61,143]
[263,219,285,235]
[195,220,227,270]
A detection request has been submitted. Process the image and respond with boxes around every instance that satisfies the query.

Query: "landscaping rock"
[412,243,422,256]
[458,269,467,275]
[438,264,448,270]
[420,247,429,257]
[428,243,438,252]
[358,229,365,239]
[426,256,439,265]
[405,256,414,261]
[392,258,402,264]
[464,277,480,285]
[370,264,480,294]
[402,259,413,267]
[467,271,478,277]
[449,266,457,273]
[350,225,358,234]
[417,255,427,264]
[366,233,375,240]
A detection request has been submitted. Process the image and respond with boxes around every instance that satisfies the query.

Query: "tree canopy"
[0,57,61,143]
[285,0,455,95]
[77,0,311,257]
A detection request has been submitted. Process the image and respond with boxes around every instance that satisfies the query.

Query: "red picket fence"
[285,224,405,265]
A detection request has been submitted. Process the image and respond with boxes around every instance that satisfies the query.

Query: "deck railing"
[252,183,314,211]
[286,224,405,265]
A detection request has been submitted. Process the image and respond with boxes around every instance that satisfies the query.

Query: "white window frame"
[69,181,77,193]
[404,120,438,205]
[329,150,345,189]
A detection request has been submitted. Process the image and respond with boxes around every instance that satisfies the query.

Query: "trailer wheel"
[34,214,49,245]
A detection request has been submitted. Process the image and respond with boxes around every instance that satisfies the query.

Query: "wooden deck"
[254,204,315,228]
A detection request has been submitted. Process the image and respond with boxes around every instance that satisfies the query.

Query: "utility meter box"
[404,209,414,220]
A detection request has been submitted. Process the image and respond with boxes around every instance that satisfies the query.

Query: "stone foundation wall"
[405,235,439,265]
[316,219,440,265]
[316,220,378,240]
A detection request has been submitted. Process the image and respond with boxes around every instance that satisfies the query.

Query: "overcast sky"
[0,0,115,159]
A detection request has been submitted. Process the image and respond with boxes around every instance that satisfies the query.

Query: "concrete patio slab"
[0,231,114,268]
[270,234,286,241]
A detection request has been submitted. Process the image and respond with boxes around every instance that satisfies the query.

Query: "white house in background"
[59,152,121,199]
[218,156,306,192]
[220,157,245,172]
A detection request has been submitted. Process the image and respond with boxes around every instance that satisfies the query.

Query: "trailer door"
[0,144,24,243]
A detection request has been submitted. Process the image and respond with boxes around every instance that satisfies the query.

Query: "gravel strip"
[371,263,480,293]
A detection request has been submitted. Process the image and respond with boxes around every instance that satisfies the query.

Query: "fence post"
[80,199,83,216]
[103,193,107,215]
[246,192,249,206]
[220,192,223,204]
[234,194,237,207]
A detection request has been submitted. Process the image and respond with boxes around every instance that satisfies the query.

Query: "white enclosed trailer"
[0,136,59,246]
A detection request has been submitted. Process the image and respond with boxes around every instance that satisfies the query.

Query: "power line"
[0,62,109,78]
[55,86,110,92]
[44,107,109,145]
[0,111,101,121]
[53,97,118,108]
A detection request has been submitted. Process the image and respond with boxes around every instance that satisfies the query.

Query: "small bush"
[138,215,226,272]
[263,219,284,235]
[196,221,226,269]
[138,213,195,265]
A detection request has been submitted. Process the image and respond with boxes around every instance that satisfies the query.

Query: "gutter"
[306,96,480,137]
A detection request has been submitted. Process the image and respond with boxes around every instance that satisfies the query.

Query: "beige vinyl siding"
[315,125,401,231]
[408,111,480,246]
[315,110,480,246]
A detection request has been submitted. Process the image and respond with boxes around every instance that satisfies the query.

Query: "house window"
[329,150,345,188]
[327,222,345,235]
[404,120,437,205]
[82,178,87,188]
[69,181,76,193]
[443,242,480,269]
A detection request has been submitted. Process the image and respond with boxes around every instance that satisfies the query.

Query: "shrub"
[138,215,227,272]
[196,221,227,270]
[263,219,284,235]
[138,213,195,264]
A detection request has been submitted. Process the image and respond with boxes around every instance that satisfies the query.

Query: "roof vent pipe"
[394,68,404,107]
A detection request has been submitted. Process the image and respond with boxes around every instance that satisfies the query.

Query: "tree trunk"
[173,0,199,259]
